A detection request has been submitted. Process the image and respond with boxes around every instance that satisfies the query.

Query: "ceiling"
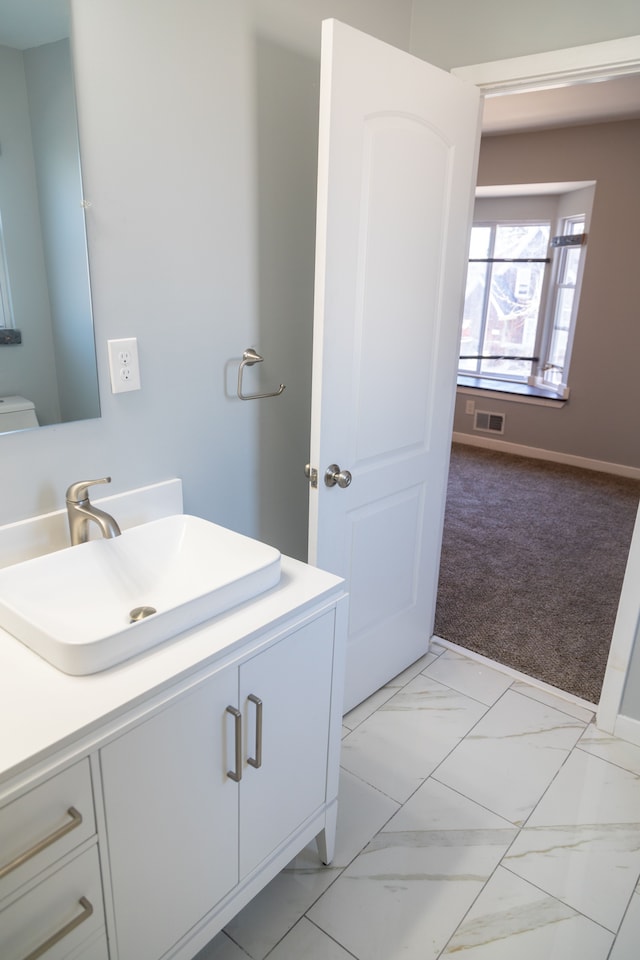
[482,73,640,135]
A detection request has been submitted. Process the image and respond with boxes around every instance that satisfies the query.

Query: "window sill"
[457,375,568,407]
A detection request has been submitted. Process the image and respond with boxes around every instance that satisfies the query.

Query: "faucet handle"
[65,477,112,503]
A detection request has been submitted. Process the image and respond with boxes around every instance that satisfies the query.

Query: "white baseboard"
[452,432,640,481]
[614,714,640,748]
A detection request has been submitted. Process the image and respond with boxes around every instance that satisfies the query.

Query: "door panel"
[347,486,423,636]
[354,117,449,462]
[309,20,481,711]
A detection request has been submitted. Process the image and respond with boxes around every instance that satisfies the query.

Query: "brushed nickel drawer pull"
[247,694,263,769]
[0,806,83,880]
[226,706,242,782]
[22,896,93,960]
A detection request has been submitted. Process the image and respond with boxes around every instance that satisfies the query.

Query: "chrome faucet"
[65,477,122,545]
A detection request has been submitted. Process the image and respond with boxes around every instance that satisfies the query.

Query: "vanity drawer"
[0,845,105,960]
[0,759,95,901]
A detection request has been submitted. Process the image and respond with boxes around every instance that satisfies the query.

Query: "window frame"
[532,214,587,398]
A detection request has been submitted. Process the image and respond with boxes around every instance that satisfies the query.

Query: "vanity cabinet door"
[239,612,335,878]
[100,669,239,960]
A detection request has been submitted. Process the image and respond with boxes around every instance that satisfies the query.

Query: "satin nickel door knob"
[324,464,352,488]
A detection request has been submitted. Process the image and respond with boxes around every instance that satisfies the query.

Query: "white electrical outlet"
[107,338,141,393]
[465,399,475,415]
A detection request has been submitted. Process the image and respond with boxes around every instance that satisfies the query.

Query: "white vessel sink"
[0,515,281,675]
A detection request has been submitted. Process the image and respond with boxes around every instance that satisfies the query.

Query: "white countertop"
[0,555,344,790]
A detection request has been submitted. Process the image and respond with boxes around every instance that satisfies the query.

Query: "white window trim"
[533,215,587,398]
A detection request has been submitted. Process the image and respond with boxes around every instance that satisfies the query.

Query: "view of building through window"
[460,221,550,381]
[459,214,586,397]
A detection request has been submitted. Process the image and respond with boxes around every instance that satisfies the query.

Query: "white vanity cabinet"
[100,612,337,960]
[0,551,346,960]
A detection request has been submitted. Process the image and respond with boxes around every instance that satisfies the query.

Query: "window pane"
[478,258,546,379]
[494,223,550,260]
[562,246,581,286]
[547,286,575,375]
[469,225,491,259]
[460,261,488,372]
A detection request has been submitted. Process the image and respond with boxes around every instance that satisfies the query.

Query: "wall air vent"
[474,410,505,434]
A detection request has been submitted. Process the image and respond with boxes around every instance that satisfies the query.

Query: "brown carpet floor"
[435,443,640,703]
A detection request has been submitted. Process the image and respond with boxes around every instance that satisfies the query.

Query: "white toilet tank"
[0,396,39,432]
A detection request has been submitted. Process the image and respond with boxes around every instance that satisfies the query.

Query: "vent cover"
[474,410,505,434]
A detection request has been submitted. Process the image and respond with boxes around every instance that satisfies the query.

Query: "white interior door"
[308,20,481,711]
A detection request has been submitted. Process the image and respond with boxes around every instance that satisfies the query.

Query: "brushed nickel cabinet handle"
[247,694,263,769]
[22,896,93,960]
[226,706,242,782]
[0,806,83,880]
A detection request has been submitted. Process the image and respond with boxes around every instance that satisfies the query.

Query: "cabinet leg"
[316,800,338,865]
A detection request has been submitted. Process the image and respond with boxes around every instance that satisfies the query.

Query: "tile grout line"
[499,862,622,935]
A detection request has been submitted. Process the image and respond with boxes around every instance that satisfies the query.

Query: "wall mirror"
[0,0,99,433]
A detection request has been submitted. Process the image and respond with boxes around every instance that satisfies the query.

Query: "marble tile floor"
[197,643,640,960]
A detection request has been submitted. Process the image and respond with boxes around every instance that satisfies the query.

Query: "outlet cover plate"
[107,338,141,393]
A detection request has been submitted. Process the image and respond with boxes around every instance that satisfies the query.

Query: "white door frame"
[451,35,640,737]
[452,34,640,93]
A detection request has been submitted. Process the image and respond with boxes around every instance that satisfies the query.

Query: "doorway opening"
[439,50,640,717]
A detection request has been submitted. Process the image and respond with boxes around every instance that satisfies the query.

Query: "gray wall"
[1,0,639,717]
[409,0,640,69]
[452,120,640,470]
[0,0,412,552]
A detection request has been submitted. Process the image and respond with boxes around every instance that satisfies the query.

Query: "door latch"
[304,464,318,488]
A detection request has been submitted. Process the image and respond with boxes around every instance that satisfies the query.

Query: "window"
[458,214,587,399]
[460,221,550,382]
[535,216,586,395]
